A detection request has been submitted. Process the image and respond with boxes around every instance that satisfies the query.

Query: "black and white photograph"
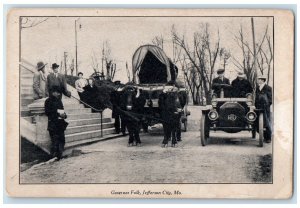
[6,8,294,198]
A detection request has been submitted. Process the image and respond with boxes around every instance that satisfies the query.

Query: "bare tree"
[152,35,164,49]
[102,41,117,81]
[21,17,49,29]
[219,48,231,70]
[91,41,117,80]
[232,21,271,88]
[172,23,222,104]
[91,50,100,73]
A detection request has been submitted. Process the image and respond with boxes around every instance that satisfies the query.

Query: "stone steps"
[68,117,112,127]
[21,98,34,106]
[67,113,102,120]
[21,87,33,94]
[65,127,115,143]
[65,108,91,114]
[64,103,85,109]
[65,122,114,135]
[22,94,34,100]
[20,60,117,154]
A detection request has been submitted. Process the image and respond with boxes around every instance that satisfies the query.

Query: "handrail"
[70,95,104,137]
[19,63,35,74]
[21,58,36,68]
[70,95,104,113]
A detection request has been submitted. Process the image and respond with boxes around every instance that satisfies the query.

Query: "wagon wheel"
[200,113,208,146]
[258,113,264,147]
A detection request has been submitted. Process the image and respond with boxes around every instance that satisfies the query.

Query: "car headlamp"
[208,110,218,121]
[246,111,256,122]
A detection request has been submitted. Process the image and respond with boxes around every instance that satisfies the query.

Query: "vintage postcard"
[6,8,294,198]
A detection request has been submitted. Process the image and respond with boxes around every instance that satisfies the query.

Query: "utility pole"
[101,42,105,79]
[251,17,257,75]
[75,19,78,76]
[251,17,257,104]
[60,61,63,74]
[64,52,68,75]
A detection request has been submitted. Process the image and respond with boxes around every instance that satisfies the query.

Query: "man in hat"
[111,80,126,135]
[75,72,87,102]
[231,72,253,97]
[212,68,230,97]
[44,86,68,160]
[33,61,48,100]
[47,63,71,99]
[255,75,272,143]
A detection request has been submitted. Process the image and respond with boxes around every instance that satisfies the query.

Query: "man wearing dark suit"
[111,81,126,134]
[45,86,68,160]
[255,75,272,143]
[231,72,253,97]
[47,63,71,99]
[83,78,98,111]
[212,68,231,97]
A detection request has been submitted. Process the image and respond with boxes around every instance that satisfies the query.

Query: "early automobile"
[200,84,265,147]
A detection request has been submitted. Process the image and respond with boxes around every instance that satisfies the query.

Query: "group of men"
[212,68,272,143]
[33,61,103,159]
[33,62,71,160]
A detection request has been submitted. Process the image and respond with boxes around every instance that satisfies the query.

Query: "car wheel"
[201,113,208,146]
[258,113,264,147]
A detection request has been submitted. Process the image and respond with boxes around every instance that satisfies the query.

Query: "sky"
[21,16,273,83]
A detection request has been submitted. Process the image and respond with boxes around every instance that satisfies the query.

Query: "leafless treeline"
[153,19,273,105]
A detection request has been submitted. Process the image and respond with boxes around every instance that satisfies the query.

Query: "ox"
[118,86,146,147]
[158,87,182,147]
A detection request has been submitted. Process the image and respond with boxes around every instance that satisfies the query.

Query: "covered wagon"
[131,45,189,130]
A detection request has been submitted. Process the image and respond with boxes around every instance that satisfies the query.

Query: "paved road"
[20,127,272,184]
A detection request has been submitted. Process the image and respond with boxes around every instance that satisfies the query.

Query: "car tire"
[258,113,264,147]
[201,113,208,146]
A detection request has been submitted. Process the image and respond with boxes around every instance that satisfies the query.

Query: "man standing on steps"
[47,63,71,99]
[33,61,48,100]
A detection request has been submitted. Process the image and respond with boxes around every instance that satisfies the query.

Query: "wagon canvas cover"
[132,45,178,84]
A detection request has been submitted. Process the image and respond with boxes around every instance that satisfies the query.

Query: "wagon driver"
[212,68,231,98]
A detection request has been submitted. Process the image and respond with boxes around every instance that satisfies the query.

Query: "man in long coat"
[47,63,71,99]
[111,81,126,134]
[212,68,231,97]
[255,75,272,143]
[33,61,48,100]
[45,86,68,160]
[231,72,253,97]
